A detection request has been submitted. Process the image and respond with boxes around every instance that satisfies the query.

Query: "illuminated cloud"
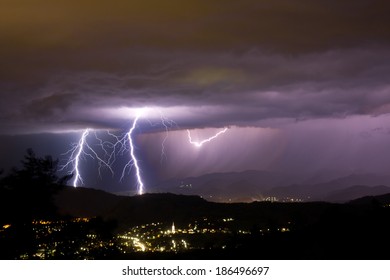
[0,1,389,133]
[1,48,390,134]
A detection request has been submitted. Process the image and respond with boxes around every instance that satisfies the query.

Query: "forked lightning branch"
[61,108,229,195]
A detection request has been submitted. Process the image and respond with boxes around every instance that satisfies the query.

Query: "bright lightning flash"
[72,129,88,187]
[117,108,176,195]
[126,112,144,195]
[111,109,148,195]
[187,128,228,147]
[64,108,174,195]
[62,107,225,195]
[60,129,113,187]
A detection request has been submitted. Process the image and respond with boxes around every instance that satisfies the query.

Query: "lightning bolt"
[60,129,113,187]
[63,109,173,195]
[72,129,88,187]
[187,127,228,147]
[125,113,144,195]
[61,107,227,195]
[119,109,177,194]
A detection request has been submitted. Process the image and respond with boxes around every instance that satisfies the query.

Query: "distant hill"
[54,187,330,229]
[150,170,390,202]
[349,193,390,205]
[324,185,390,202]
[265,173,390,201]
[54,187,124,218]
[150,170,299,202]
[54,187,211,229]
[52,172,390,230]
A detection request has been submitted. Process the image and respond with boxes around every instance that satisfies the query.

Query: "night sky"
[1,0,390,193]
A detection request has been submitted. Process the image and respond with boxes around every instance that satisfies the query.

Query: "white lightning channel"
[118,113,145,195]
[60,129,113,187]
[72,129,89,187]
[187,128,229,147]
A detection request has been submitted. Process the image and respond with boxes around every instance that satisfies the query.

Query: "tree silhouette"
[0,148,73,222]
[2,148,71,188]
[0,149,74,258]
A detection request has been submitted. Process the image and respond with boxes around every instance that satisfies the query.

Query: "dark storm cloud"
[1,0,390,133]
[2,48,388,133]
